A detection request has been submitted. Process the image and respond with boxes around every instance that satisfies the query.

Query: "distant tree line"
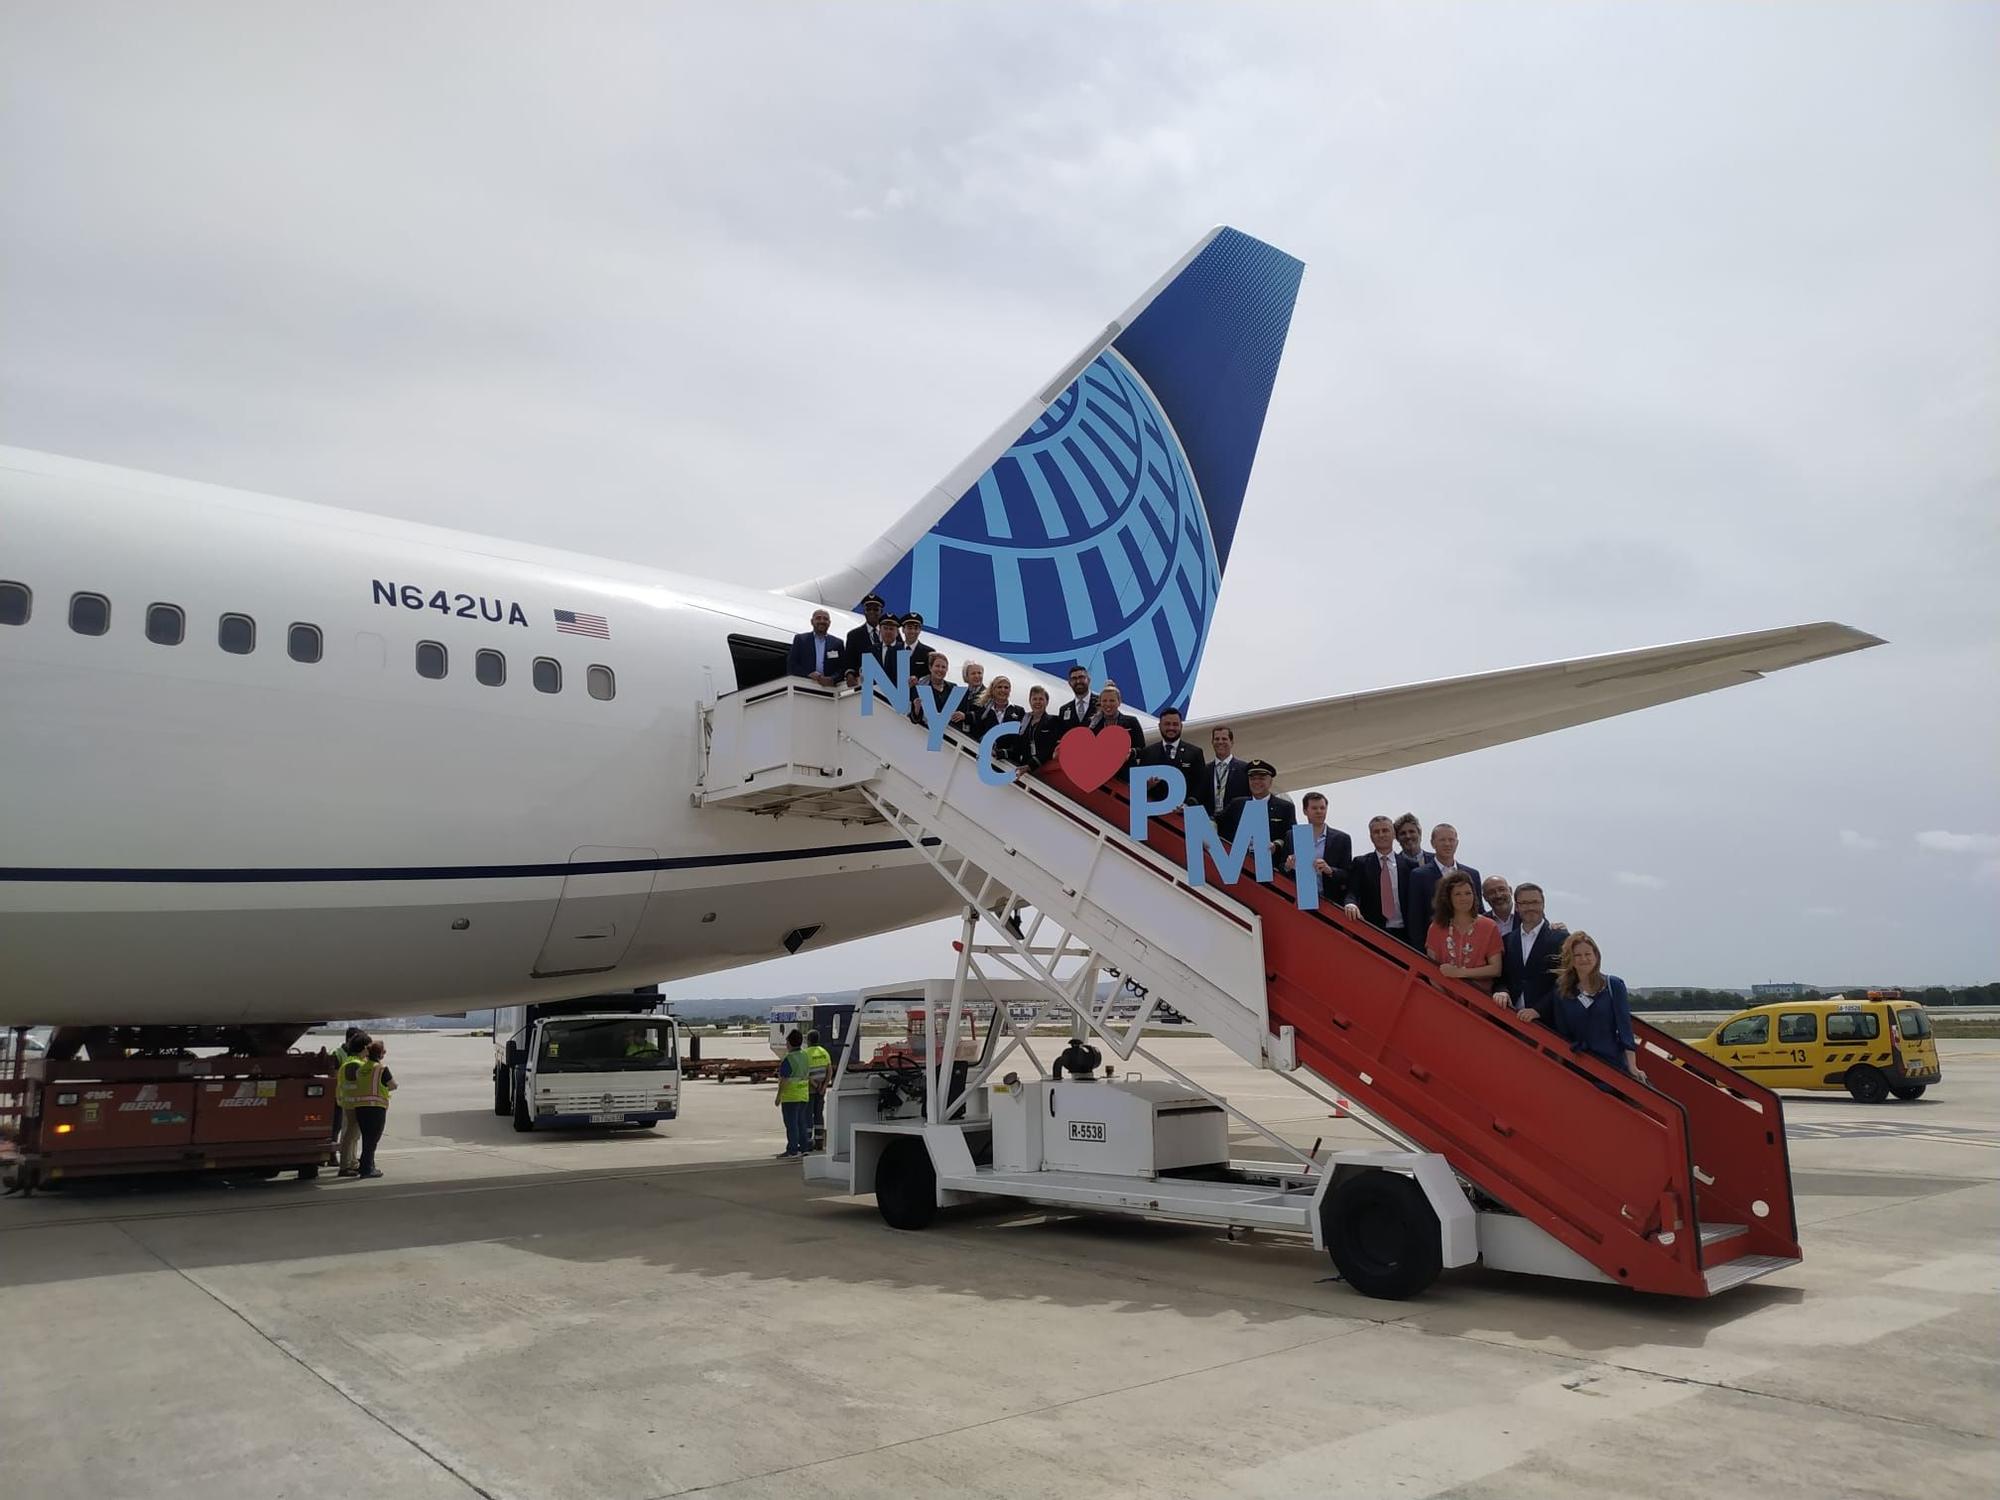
[1635,983,2000,1010]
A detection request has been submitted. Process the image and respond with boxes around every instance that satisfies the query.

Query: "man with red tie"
[1345,814,1425,950]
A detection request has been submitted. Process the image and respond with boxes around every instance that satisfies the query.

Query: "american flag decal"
[554,608,610,640]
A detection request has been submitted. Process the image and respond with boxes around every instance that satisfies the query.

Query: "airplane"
[0,226,1879,1043]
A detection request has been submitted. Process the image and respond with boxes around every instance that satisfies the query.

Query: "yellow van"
[1692,992,1941,1101]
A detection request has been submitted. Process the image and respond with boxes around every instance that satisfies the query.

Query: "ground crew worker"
[329,1026,367,1145]
[803,1029,833,1150]
[774,1029,812,1160]
[347,1039,397,1180]
[622,1024,662,1061]
[333,1032,373,1176]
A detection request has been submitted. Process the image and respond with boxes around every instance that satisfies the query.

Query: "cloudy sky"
[4,3,1994,989]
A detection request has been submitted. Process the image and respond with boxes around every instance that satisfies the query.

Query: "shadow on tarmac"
[0,1147,1828,1354]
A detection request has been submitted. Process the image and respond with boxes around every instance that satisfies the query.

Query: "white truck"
[492,993,680,1133]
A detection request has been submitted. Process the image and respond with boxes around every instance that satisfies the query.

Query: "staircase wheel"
[1323,1170,1442,1300]
[492,1067,511,1116]
[875,1138,937,1231]
[1845,1065,1889,1104]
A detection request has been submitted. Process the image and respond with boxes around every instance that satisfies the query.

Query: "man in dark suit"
[1345,815,1426,949]
[1087,683,1147,771]
[1204,724,1251,818]
[1138,706,1206,806]
[898,612,935,679]
[787,609,845,687]
[843,594,889,684]
[1220,759,1296,860]
[1409,822,1483,933]
[1393,813,1433,869]
[1057,664,1096,730]
[1498,883,1567,1022]
[1286,791,1352,905]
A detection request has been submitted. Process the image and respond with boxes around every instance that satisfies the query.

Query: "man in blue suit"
[788,609,845,687]
[1409,822,1483,932]
[1345,815,1426,950]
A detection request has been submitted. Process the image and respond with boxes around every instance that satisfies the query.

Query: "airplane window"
[416,640,448,680]
[475,648,505,687]
[288,623,323,664]
[532,657,561,694]
[218,613,256,655]
[146,604,185,646]
[0,581,28,626]
[587,664,615,701]
[69,593,111,636]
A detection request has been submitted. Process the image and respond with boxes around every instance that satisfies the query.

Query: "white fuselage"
[0,449,1060,1028]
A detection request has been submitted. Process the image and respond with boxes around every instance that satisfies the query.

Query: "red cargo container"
[40,1081,197,1155]
[192,1076,333,1144]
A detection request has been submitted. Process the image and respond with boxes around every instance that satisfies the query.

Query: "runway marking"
[1230,1366,1708,1499]
[1786,1119,2000,1150]
[1881,1253,2000,1296]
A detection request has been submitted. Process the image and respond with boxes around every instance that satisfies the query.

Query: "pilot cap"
[1247,759,1277,776]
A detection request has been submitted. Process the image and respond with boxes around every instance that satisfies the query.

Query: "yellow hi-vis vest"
[777,1049,812,1104]
[804,1045,832,1090]
[341,1058,394,1110]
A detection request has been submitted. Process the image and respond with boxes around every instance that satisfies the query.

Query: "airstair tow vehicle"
[695,680,1801,1300]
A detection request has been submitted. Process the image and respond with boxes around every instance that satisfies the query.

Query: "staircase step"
[1699,1221,1747,1246]
[1704,1253,1798,1295]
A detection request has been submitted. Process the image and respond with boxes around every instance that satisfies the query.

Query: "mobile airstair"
[695,680,1800,1299]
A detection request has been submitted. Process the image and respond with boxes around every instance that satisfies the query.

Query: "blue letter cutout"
[1184,806,1273,887]
[857,649,910,715]
[917,683,969,750]
[1128,766,1186,842]
[1289,825,1319,911]
[977,723,1021,784]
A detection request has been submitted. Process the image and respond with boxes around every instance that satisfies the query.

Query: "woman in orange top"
[1426,869,1504,995]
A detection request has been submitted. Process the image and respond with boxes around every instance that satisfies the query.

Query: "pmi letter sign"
[858,653,1321,910]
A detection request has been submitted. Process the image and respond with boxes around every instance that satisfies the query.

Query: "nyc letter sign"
[859,652,1329,910]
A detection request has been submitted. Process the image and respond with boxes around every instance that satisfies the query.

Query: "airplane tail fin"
[782,226,1304,715]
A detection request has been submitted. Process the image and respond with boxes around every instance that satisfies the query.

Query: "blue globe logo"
[871,348,1220,715]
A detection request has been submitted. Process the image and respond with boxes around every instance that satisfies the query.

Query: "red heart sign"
[1055,725,1132,794]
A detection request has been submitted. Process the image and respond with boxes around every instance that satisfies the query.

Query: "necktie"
[1381,857,1396,923]
[1214,762,1227,803]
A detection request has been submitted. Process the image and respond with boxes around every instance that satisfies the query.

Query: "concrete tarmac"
[3,1033,1996,1500]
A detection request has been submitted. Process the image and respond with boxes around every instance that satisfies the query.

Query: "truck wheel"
[1890,1084,1927,1101]
[492,1068,510,1116]
[512,1068,536,1132]
[875,1138,937,1230]
[1324,1170,1442,1301]
[1845,1065,1889,1104]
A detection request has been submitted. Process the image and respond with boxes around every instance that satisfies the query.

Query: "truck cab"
[492,993,680,1132]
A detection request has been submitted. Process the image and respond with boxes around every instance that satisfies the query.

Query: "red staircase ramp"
[1632,1020,1800,1264]
[1045,771,1798,1296]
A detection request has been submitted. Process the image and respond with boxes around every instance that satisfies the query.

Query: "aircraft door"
[531,846,659,978]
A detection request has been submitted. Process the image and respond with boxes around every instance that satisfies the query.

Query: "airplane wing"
[1186,622,1883,789]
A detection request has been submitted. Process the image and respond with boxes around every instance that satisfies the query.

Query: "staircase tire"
[875,1138,937,1231]
[492,1068,510,1116]
[1889,1084,1927,1101]
[1845,1065,1889,1104]
[1324,1169,1442,1301]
